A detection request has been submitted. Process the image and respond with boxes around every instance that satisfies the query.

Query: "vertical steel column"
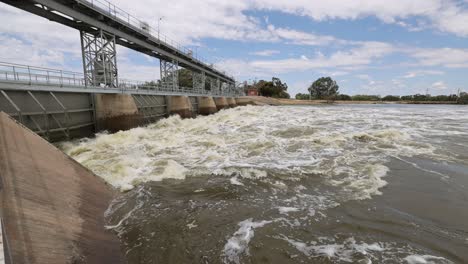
[192,71,206,93]
[216,78,221,95]
[209,78,215,94]
[80,29,118,87]
[221,82,228,96]
[160,59,179,91]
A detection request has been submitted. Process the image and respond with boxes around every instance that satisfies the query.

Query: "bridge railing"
[0,62,243,96]
[0,62,86,87]
[77,0,234,80]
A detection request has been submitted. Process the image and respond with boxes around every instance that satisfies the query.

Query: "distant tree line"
[296,76,468,104]
[297,92,468,104]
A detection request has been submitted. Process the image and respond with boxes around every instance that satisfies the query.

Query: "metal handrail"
[76,0,235,80]
[0,62,244,97]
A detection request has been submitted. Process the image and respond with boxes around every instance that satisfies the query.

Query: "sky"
[1,0,468,96]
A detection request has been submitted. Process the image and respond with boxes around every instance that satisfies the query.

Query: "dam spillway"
[0,86,238,142]
[0,112,125,263]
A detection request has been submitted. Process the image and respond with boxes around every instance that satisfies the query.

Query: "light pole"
[157,17,163,40]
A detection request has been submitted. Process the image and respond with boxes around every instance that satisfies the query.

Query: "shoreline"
[236,96,461,106]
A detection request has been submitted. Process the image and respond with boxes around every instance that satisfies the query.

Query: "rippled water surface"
[61,104,468,263]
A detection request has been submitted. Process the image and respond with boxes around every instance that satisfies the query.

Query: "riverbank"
[236,96,460,106]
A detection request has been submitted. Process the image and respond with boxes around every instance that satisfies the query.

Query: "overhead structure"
[81,29,118,87]
[160,59,179,91]
[0,0,236,88]
[192,71,206,93]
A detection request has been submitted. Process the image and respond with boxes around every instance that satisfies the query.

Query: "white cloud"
[268,25,341,46]
[431,81,448,90]
[409,48,468,68]
[403,70,444,78]
[250,49,280,56]
[356,74,371,80]
[319,71,349,77]
[252,0,468,37]
[218,42,394,77]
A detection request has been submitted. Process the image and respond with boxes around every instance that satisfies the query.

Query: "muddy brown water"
[61,104,468,263]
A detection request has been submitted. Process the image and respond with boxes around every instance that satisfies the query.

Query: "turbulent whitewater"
[60,104,468,263]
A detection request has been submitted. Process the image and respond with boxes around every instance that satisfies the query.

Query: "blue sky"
[1,0,467,96]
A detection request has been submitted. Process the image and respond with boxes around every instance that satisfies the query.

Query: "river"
[60,104,468,264]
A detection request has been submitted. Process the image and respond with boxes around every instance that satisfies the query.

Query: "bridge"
[0,0,243,142]
[1,0,235,90]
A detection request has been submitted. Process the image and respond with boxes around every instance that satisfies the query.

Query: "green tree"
[382,95,401,101]
[178,68,193,88]
[459,92,468,104]
[308,77,339,99]
[336,94,352,100]
[255,77,290,98]
[295,93,310,100]
[351,95,381,101]
[401,95,413,101]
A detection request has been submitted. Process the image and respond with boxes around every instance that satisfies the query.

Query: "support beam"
[192,71,206,93]
[160,59,179,91]
[81,29,118,87]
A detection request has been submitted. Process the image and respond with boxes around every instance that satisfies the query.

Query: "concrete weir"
[227,97,237,108]
[214,97,229,110]
[0,112,124,263]
[95,93,143,132]
[167,96,194,118]
[197,96,218,115]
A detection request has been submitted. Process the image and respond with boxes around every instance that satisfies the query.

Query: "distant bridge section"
[1,0,236,91]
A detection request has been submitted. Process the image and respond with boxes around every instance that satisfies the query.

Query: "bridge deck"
[1,0,234,83]
[0,62,238,97]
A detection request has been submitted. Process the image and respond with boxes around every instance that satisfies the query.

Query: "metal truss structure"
[80,30,118,87]
[160,59,179,91]
[192,71,206,93]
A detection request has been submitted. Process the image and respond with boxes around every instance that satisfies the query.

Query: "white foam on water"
[282,236,384,262]
[229,176,244,186]
[404,254,453,264]
[277,207,300,215]
[281,236,453,264]
[60,105,465,199]
[222,218,272,264]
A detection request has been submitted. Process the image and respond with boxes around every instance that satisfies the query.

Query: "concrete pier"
[0,112,124,263]
[227,97,237,108]
[197,96,218,115]
[168,96,193,118]
[214,97,229,110]
[95,94,143,132]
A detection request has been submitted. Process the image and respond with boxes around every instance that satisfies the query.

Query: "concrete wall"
[0,88,241,141]
[0,90,95,142]
[227,97,237,108]
[0,112,125,263]
[198,96,218,115]
[214,97,229,110]
[167,96,193,118]
[94,94,143,133]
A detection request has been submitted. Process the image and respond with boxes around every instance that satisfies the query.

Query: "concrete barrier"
[214,97,229,110]
[227,97,237,108]
[94,94,143,132]
[0,112,124,264]
[167,96,193,118]
[197,96,218,115]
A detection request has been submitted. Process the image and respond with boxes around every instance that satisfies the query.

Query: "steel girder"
[80,30,118,87]
[160,60,179,91]
[192,71,206,93]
